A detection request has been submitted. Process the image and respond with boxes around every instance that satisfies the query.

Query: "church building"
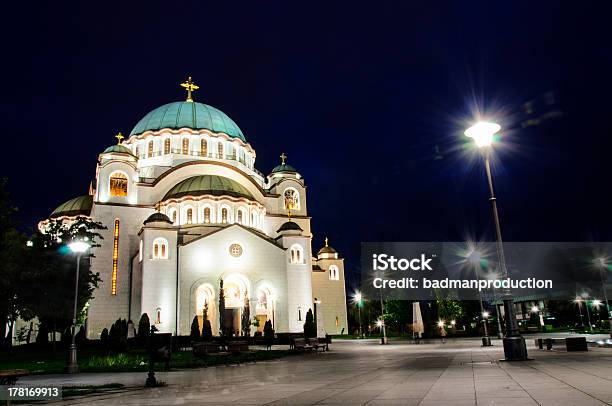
[40,78,348,339]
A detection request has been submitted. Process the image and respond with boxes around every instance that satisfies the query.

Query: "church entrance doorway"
[223,308,241,337]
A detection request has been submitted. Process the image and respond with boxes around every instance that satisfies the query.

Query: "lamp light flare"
[464,121,501,148]
[437,320,445,328]
[353,291,362,303]
[482,311,490,318]
[530,306,539,313]
[592,299,602,308]
[69,241,90,253]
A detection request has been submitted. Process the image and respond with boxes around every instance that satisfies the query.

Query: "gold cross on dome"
[115,132,124,144]
[325,237,329,247]
[280,152,287,165]
[180,76,199,102]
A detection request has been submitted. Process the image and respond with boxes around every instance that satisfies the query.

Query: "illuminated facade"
[42,80,348,339]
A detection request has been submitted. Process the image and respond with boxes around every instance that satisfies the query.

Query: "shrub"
[202,319,212,340]
[138,313,150,344]
[109,318,128,352]
[190,316,200,339]
[303,309,316,338]
[100,328,109,347]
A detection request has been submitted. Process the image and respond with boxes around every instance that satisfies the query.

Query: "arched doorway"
[195,284,217,336]
[222,274,250,337]
[255,286,275,333]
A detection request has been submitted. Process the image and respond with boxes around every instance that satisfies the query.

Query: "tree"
[218,279,226,336]
[20,217,105,348]
[241,291,250,337]
[100,328,109,347]
[190,316,201,339]
[138,313,150,342]
[109,318,128,352]
[202,301,212,340]
[0,179,32,349]
[303,308,316,338]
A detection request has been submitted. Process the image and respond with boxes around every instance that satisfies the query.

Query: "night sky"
[2,2,612,289]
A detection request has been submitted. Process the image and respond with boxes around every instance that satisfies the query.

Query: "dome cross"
[115,132,124,144]
[280,152,287,165]
[180,76,199,102]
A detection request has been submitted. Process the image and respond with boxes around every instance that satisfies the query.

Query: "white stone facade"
[43,96,348,339]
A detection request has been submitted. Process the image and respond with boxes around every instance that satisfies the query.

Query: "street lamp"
[595,258,612,338]
[465,121,528,360]
[579,293,594,333]
[574,296,585,330]
[66,240,90,374]
[377,272,388,344]
[353,291,364,338]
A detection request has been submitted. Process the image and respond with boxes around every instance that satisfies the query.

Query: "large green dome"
[130,101,246,142]
[50,195,93,219]
[163,175,254,201]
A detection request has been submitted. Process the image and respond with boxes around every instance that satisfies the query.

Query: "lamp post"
[575,296,585,329]
[467,250,491,346]
[66,240,90,374]
[378,278,388,344]
[314,298,321,338]
[580,293,593,333]
[353,291,364,338]
[465,121,528,360]
[595,258,612,338]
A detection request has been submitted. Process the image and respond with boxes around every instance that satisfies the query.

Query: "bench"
[0,369,29,385]
[227,341,249,354]
[192,341,221,357]
[534,337,588,352]
[293,338,325,353]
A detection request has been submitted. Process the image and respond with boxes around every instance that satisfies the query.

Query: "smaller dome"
[144,212,173,225]
[271,163,297,174]
[50,195,93,219]
[103,144,135,156]
[317,237,337,256]
[277,221,303,233]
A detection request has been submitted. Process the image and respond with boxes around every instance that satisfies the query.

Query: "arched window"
[148,140,154,158]
[221,208,228,223]
[218,142,224,158]
[284,188,300,210]
[182,138,189,155]
[329,265,340,281]
[204,207,211,223]
[237,210,243,224]
[168,209,177,224]
[164,139,171,154]
[201,139,207,156]
[135,145,140,157]
[290,244,303,264]
[152,238,169,259]
[109,172,128,197]
[186,208,193,224]
[251,212,257,227]
[155,308,161,324]
[335,316,339,326]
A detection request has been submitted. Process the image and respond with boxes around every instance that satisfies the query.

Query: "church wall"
[178,225,290,335]
[311,258,349,335]
[130,253,142,324]
[140,227,178,334]
[87,204,154,339]
[278,235,315,332]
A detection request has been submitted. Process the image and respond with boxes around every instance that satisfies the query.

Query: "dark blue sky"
[2,1,612,287]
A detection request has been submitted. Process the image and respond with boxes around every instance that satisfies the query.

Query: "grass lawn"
[0,347,295,375]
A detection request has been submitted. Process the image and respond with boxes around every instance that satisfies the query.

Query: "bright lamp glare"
[353,291,362,303]
[437,320,445,328]
[482,311,489,318]
[376,320,383,328]
[69,241,90,253]
[530,306,539,313]
[465,121,501,147]
[592,299,602,307]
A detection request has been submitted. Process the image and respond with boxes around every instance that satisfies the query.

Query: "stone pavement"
[21,337,612,405]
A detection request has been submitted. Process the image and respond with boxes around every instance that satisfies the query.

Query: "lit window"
[221,208,228,223]
[201,139,207,156]
[237,210,243,224]
[218,142,223,158]
[186,208,193,224]
[204,207,211,223]
[284,188,300,210]
[152,238,169,259]
[111,219,120,295]
[156,308,161,324]
[329,265,339,281]
[290,244,303,264]
[164,139,170,154]
[168,209,177,224]
[109,172,128,197]
[182,138,189,155]
[148,140,154,158]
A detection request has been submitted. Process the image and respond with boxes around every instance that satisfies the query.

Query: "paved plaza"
[21,337,612,405]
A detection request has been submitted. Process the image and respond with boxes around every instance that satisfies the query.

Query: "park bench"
[0,369,29,385]
[227,341,249,354]
[149,333,172,370]
[192,341,221,357]
[534,337,588,352]
[308,338,325,353]
[293,338,313,352]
